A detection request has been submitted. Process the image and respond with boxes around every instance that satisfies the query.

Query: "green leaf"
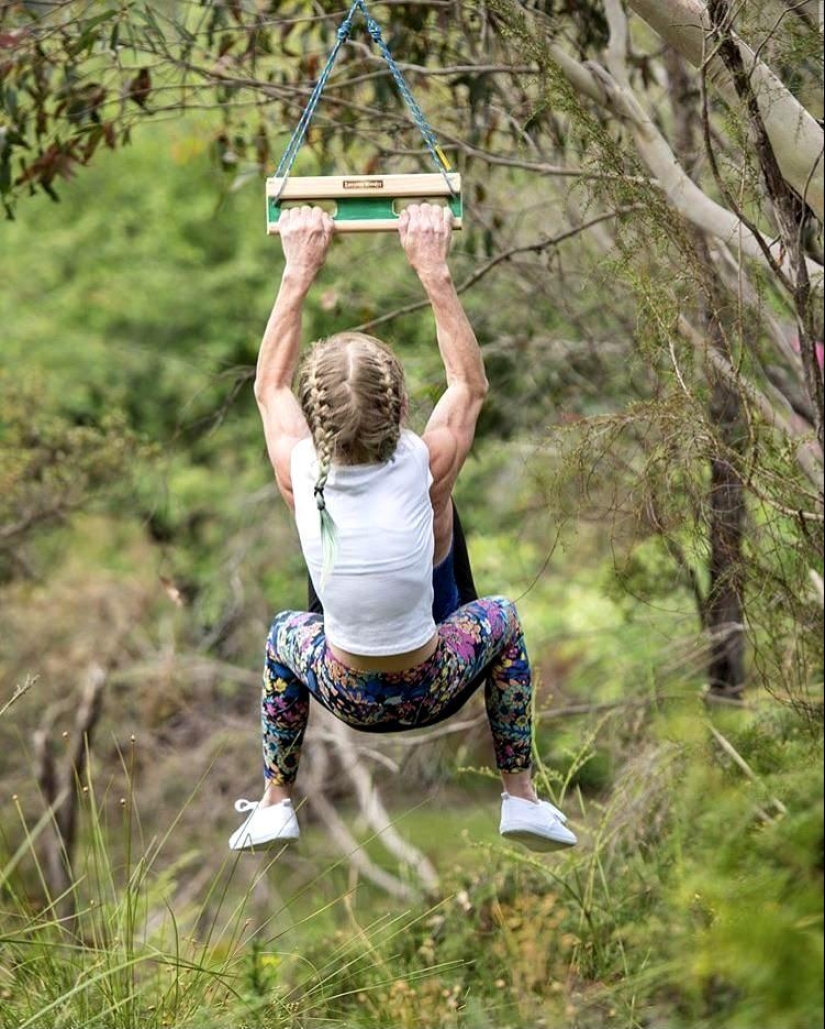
[0,153,11,195]
[2,86,18,120]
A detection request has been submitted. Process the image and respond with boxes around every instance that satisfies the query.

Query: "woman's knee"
[267,610,321,656]
[481,596,522,641]
[267,610,294,650]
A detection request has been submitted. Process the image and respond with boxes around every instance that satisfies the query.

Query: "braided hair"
[296,332,407,582]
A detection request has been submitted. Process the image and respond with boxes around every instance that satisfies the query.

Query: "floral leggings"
[261,597,533,785]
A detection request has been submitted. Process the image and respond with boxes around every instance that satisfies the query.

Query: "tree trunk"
[665,46,747,696]
[705,0,824,455]
[704,376,747,697]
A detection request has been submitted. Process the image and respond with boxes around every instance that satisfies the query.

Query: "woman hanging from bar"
[229,204,577,854]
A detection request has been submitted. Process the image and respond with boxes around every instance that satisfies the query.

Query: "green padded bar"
[267,192,463,232]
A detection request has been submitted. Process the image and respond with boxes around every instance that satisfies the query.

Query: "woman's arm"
[399,204,489,554]
[255,206,334,508]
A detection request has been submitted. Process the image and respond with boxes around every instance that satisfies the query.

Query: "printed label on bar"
[343,179,384,190]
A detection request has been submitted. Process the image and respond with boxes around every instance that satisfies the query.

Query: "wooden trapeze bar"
[266,172,463,234]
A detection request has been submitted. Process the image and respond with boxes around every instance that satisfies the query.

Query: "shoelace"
[539,800,568,824]
[234,798,257,814]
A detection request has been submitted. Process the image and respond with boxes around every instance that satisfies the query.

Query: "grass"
[1,680,822,1029]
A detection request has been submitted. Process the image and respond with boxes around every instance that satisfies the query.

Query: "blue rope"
[273,4,357,184]
[359,4,453,182]
[273,0,455,195]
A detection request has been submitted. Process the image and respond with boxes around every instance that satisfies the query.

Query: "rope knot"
[365,15,382,42]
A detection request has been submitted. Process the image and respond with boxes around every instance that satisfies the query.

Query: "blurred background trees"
[3,0,820,690]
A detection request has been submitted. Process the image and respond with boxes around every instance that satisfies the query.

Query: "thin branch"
[707,722,788,815]
[625,0,824,221]
[503,6,824,284]
[677,313,824,487]
[354,206,642,332]
[699,41,794,292]
[0,675,37,718]
[325,716,440,893]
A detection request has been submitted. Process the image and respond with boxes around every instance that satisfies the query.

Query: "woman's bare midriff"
[329,632,438,672]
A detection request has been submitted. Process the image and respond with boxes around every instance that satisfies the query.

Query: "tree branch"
[625,0,824,222]
[325,716,440,894]
[677,313,824,488]
[354,206,642,332]
[488,0,824,288]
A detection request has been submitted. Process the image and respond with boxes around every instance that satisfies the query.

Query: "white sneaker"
[499,792,577,852]
[501,791,569,823]
[228,798,300,852]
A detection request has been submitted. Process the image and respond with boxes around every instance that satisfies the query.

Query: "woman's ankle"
[500,770,538,803]
[261,782,292,807]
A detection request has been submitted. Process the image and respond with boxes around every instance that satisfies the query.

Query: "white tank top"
[291,429,436,655]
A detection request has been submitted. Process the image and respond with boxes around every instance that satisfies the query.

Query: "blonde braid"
[375,348,403,461]
[303,361,339,584]
[313,421,335,504]
[305,365,332,488]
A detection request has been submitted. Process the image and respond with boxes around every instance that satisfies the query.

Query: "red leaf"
[0,29,31,50]
[127,67,151,109]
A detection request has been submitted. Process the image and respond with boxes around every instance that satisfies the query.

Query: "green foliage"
[281,706,823,1029]
[0,0,495,215]
[2,700,821,1029]
[0,370,142,581]
[1,125,266,440]
[646,707,824,1029]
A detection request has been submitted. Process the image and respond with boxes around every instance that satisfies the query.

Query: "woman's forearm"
[419,266,489,401]
[254,206,334,407]
[254,268,313,406]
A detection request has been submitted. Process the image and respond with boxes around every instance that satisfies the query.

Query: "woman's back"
[292,429,436,655]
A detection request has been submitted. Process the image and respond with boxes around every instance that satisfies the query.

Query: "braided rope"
[274,6,357,186]
[359,5,454,185]
[273,0,454,196]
